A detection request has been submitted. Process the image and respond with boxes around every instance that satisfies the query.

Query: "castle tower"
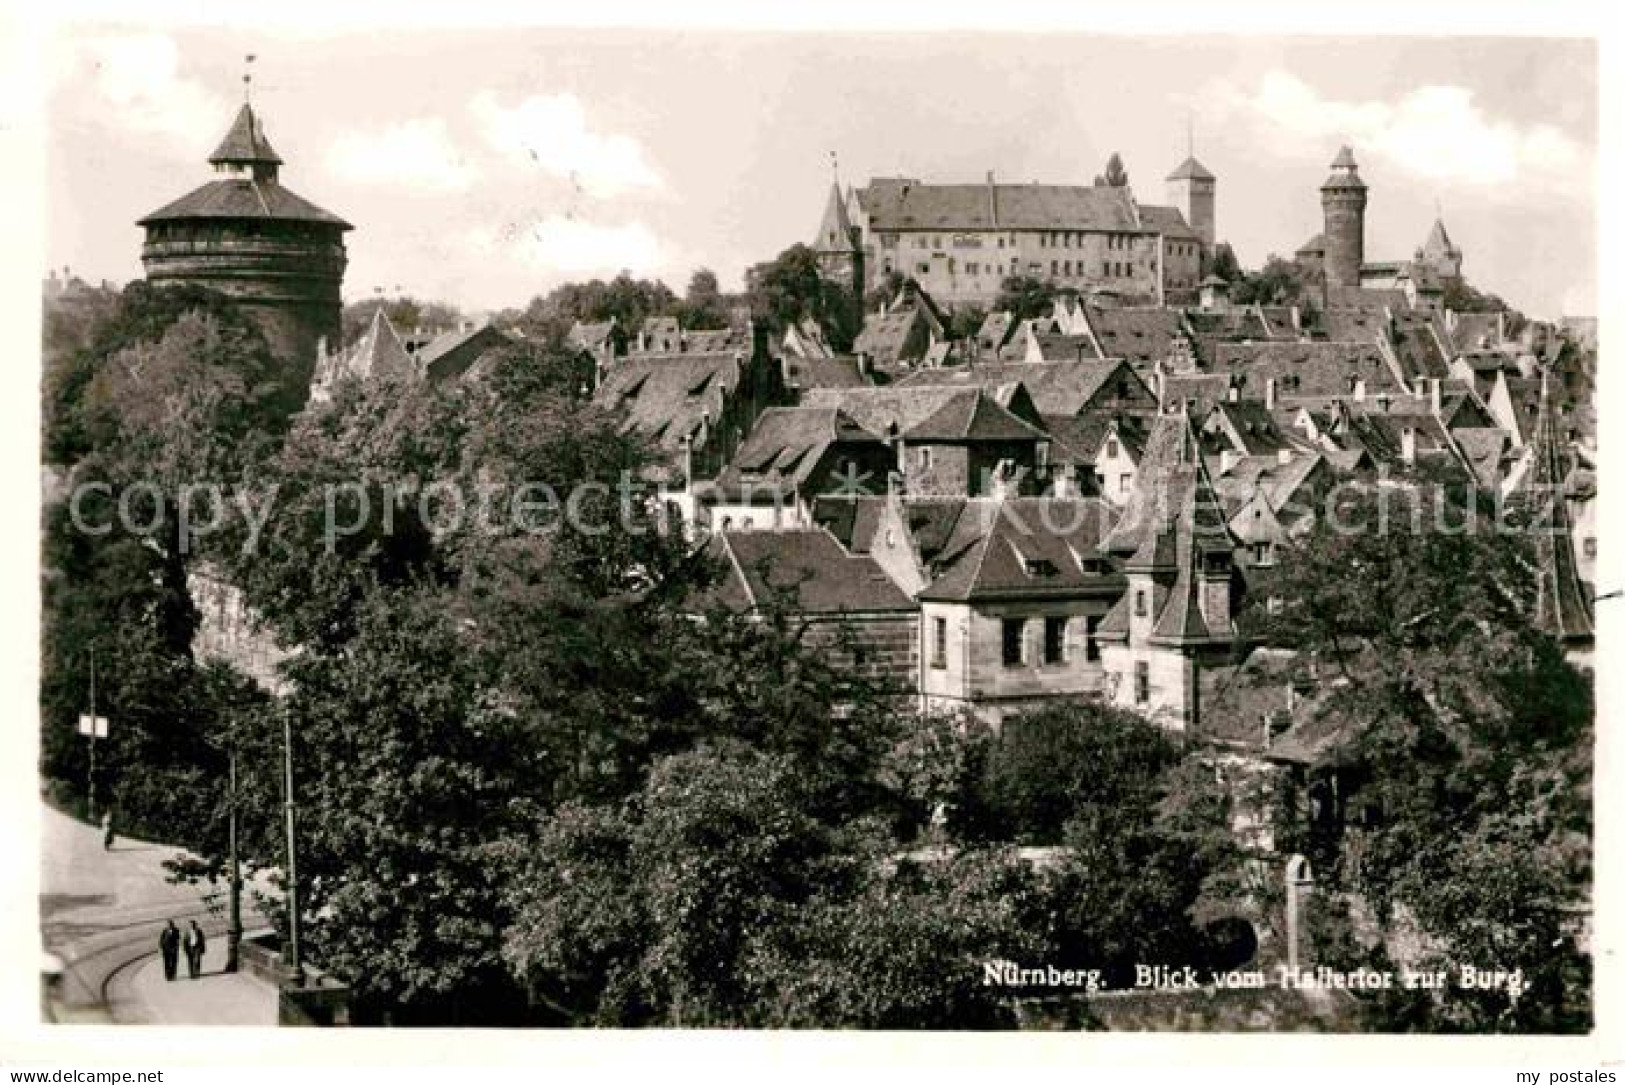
[811,171,864,299]
[1420,217,1463,280]
[1320,146,1368,290]
[138,101,352,389]
[1165,155,1216,249]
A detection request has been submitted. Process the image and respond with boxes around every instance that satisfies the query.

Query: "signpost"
[78,648,110,823]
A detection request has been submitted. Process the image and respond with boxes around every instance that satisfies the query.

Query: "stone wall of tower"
[1321,188,1367,290]
[1166,176,1216,249]
[141,219,347,388]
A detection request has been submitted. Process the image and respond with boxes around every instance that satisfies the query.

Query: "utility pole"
[281,706,303,984]
[87,647,98,824]
[225,729,243,974]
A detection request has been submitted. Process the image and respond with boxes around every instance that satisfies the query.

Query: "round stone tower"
[1319,146,1367,291]
[138,102,352,388]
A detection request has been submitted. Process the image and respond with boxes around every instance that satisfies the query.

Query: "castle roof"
[856,178,1139,232]
[1322,146,1367,191]
[138,179,352,228]
[916,497,1121,603]
[1166,156,1215,182]
[1423,218,1459,256]
[209,103,283,167]
[812,181,857,253]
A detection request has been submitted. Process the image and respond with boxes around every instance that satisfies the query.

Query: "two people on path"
[158,920,180,981]
[183,920,207,979]
[159,919,208,980]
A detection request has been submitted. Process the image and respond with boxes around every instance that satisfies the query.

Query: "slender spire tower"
[1320,145,1368,290]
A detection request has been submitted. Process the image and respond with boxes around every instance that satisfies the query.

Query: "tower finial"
[243,54,256,104]
[829,150,839,187]
[1187,109,1193,159]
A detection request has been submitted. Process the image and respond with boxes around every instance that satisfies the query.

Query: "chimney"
[986,170,998,227]
[1265,377,1278,411]
[1429,377,1442,416]
[1401,425,1416,466]
[1227,384,1239,403]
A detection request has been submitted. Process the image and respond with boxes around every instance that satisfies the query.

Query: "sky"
[43,27,1598,319]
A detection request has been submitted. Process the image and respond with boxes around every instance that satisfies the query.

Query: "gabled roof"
[903,389,1049,443]
[707,528,914,614]
[1452,427,1510,490]
[853,307,931,369]
[805,384,1040,441]
[1101,411,1235,562]
[784,354,872,391]
[716,406,885,495]
[209,103,283,167]
[1029,333,1104,363]
[917,497,1121,602]
[810,496,890,553]
[1166,156,1215,182]
[416,323,511,381]
[339,308,416,383]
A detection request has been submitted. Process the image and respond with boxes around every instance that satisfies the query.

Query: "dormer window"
[1024,558,1059,577]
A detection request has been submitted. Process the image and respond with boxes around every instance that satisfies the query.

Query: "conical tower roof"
[347,307,416,381]
[1322,145,1366,191]
[1166,156,1215,182]
[1423,218,1460,257]
[209,103,283,168]
[812,181,856,254]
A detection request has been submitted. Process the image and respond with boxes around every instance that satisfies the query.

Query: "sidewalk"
[112,938,279,1026]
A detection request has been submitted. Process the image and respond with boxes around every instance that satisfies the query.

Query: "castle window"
[932,616,948,669]
[1051,261,1058,276]
[919,448,932,470]
[1134,589,1147,616]
[1134,661,1149,704]
[1063,261,1071,276]
[1064,233,1072,248]
[1002,618,1026,668]
[1252,542,1273,566]
[1044,617,1067,664]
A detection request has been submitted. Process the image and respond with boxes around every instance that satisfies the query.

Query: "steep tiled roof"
[1161,373,1233,412]
[976,311,1015,353]
[710,529,914,613]
[810,496,890,553]
[1029,333,1103,363]
[917,497,1121,602]
[595,351,744,455]
[1295,233,1326,256]
[1100,412,1234,561]
[139,180,351,227]
[567,320,619,352]
[857,179,1139,231]
[718,406,884,493]
[804,385,1030,440]
[1082,305,1188,366]
[343,308,415,381]
[1203,400,1293,457]
[854,308,930,370]
[1208,341,1400,401]
[784,354,871,391]
[209,104,283,166]
[897,359,1150,417]
[1388,312,1452,381]
[1256,306,1298,339]
[1137,204,1200,242]
[903,390,1049,443]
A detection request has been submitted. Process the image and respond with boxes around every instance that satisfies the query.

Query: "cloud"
[69,34,227,148]
[471,92,661,198]
[326,119,476,191]
[471,215,665,276]
[1221,70,1589,194]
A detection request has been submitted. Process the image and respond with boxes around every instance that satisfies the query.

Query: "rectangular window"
[931,616,947,669]
[1002,618,1025,668]
[1134,660,1150,704]
[1106,437,1120,458]
[1120,474,1131,494]
[1085,615,1101,662]
[919,447,932,470]
[1044,617,1066,664]
[1063,260,1071,276]
[1051,261,1058,276]
[1134,589,1147,616]
[1253,542,1273,566]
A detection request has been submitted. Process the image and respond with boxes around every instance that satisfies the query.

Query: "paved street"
[39,798,278,1025]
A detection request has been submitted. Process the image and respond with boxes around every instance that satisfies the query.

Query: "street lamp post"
[225,733,242,974]
[281,706,303,985]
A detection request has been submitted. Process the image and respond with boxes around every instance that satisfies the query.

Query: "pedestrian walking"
[101,811,114,851]
[184,920,207,979]
[158,920,181,982]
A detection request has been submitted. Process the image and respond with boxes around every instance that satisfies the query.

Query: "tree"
[992,275,1059,324]
[1229,255,1318,307]
[1209,242,1243,283]
[342,296,463,347]
[679,268,730,330]
[1250,485,1594,1032]
[745,244,860,350]
[1095,152,1129,188]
